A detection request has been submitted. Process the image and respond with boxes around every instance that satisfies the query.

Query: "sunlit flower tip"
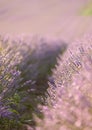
[75,120,82,127]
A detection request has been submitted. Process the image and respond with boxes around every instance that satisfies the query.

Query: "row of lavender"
[0,34,67,130]
[34,35,92,130]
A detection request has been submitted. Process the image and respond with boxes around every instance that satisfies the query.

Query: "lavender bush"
[0,34,67,129]
[0,36,22,129]
[34,35,92,130]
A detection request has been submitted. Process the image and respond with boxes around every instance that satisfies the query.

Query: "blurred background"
[0,0,92,42]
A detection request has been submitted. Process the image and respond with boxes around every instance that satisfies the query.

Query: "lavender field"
[0,0,92,130]
[0,34,92,130]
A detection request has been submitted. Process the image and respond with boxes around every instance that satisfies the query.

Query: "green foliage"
[0,118,22,130]
[80,2,92,15]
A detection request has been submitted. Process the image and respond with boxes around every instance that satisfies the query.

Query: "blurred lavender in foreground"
[34,35,92,130]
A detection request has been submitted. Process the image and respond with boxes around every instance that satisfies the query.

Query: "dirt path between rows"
[0,0,92,42]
